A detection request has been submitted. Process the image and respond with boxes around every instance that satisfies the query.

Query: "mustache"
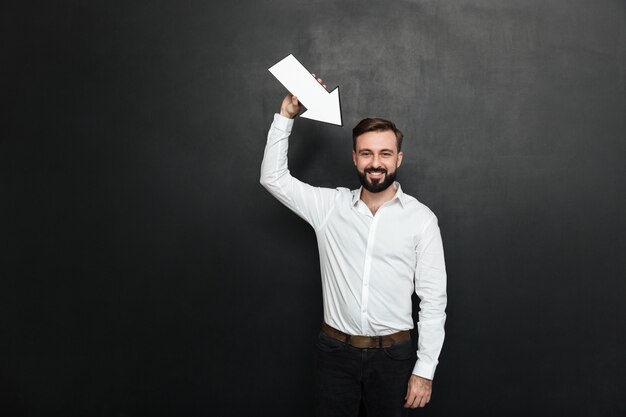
[365,167,387,174]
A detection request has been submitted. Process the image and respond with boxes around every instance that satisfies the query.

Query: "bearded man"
[260,84,447,417]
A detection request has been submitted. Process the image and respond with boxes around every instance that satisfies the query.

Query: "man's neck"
[360,183,398,215]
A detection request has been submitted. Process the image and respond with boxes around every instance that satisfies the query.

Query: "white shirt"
[260,113,447,379]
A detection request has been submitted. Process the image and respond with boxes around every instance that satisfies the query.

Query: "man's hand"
[280,94,301,119]
[404,374,432,408]
[279,75,327,119]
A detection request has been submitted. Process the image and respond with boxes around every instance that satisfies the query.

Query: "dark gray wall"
[2,1,625,416]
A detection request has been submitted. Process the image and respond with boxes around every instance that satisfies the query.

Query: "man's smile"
[366,168,387,180]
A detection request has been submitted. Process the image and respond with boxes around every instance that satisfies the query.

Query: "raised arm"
[260,89,337,230]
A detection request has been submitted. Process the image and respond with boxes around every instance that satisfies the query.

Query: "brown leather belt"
[321,323,410,349]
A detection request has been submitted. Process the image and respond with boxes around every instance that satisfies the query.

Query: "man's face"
[352,130,403,193]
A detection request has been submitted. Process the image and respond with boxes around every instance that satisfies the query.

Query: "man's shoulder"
[399,190,437,221]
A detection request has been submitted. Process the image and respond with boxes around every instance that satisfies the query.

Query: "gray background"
[2,0,625,416]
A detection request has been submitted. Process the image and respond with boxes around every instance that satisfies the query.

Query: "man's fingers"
[411,394,423,408]
[404,380,412,403]
[404,379,418,407]
[405,394,419,408]
[312,73,326,88]
[416,393,431,408]
[403,392,418,408]
[404,391,431,408]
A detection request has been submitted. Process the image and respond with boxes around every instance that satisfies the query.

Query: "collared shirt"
[260,113,447,379]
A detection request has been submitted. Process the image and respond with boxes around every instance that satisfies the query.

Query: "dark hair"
[352,118,404,151]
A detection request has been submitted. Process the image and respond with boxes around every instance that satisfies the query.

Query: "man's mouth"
[366,169,386,179]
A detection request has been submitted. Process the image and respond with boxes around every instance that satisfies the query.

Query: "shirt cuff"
[273,113,294,132]
[412,360,437,380]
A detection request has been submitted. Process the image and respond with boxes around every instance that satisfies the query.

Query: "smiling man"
[260,87,447,417]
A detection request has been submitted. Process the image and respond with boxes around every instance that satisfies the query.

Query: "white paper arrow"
[269,54,343,126]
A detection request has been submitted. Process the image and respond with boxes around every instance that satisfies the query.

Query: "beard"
[357,166,397,193]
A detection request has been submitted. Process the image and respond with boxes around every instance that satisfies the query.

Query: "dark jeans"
[315,331,417,417]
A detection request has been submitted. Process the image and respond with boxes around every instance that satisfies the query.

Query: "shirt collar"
[352,182,407,208]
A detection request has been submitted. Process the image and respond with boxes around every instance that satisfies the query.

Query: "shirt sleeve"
[260,113,338,229]
[412,213,447,380]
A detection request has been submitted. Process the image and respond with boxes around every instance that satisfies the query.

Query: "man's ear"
[352,150,357,166]
[397,151,403,168]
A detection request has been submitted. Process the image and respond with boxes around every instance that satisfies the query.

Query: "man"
[260,81,447,417]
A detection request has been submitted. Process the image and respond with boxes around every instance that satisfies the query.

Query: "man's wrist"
[279,110,295,119]
[412,361,436,380]
[274,113,294,131]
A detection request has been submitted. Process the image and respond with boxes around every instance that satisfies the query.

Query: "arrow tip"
[300,87,343,127]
